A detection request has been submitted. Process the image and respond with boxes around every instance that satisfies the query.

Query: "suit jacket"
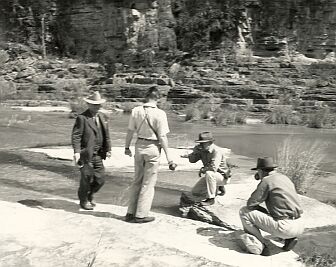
[72,109,111,163]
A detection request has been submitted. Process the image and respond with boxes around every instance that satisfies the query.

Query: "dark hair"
[145,86,160,100]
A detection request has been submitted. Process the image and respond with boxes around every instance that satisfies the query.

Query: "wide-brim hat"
[84,91,106,104]
[251,157,278,170]
[195,131,215,143]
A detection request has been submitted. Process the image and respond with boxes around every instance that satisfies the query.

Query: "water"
[108,113,336,203]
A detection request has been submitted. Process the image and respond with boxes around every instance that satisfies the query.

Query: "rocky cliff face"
[0,0,335,113]
[0,0,335,64]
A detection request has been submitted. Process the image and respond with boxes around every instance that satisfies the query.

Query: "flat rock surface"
[0,147,335,266]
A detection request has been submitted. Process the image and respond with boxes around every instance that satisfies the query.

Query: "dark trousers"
[78,154,105,204]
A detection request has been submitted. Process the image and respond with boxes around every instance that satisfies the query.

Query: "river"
[108,113,336,203]
[110,113,336,172]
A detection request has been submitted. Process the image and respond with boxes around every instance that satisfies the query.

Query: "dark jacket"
[71,109,111,163]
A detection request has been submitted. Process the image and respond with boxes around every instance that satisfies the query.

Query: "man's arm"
[247,181,269,210]
[124,129,135,157]
[158,134,173,163]
[103,114,112,152]
[188,145,201,163]
[71,115,84,164]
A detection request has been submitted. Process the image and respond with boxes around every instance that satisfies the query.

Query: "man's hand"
[106,151,112,158]
[74,153,80,165]
[124,147,132,157]
[73,153,82,167]
[198,167,206,177]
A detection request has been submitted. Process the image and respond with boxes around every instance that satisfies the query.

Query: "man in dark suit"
[72,91,111,210]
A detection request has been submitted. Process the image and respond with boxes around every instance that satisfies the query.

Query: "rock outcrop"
[0,0,335,64]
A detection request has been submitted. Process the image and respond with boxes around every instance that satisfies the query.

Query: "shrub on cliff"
[211,108,246,126]
[306,107,336,129]
[276,137,326,194]
[265,106,301,125]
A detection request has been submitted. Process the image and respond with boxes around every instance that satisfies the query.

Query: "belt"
[276,215,301,220]
[138,137,158,141]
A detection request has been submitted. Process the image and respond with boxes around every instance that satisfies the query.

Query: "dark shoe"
[125,213,135,222]
[283,237,298,251]
[200,198,215,206]
[88,193,96,207]
[216,186,226,196]
[261,245,271,256]
[133,217,155,223]
[80,202,93,210]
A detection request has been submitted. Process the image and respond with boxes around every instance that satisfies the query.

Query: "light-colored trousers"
[191,171,230,198]
[127,140,161,218]
[239,206,305,244]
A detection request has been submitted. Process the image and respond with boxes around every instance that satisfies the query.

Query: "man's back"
[263,172,303,219]
[128,103,169,140]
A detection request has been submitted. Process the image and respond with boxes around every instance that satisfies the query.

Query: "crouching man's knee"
[239,206,250,218]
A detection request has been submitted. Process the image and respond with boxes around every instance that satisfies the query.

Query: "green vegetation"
[299,253,336,267]
[276,137,327,194]
[265,106,336,129]
[184,99,247,125]
[264,106,301,125]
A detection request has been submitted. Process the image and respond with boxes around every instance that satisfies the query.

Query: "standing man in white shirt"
[124,86,176,223]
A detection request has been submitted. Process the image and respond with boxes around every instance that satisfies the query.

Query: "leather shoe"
[88,193,96,207]
[125,213,135,222]
[80,202,93,210]
[133,217,155,223]
[261,245,271,256]
[216,186,225,196]
[283,237,298,251]
[200,198,215,206]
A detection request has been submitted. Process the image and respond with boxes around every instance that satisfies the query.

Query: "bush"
[265,106,302,125]
[69,98,87,117]
[276,137,327,194]
[184,98,217,121]
[212,108,247,126]
[185,104,201,121]
[307,107,336,129]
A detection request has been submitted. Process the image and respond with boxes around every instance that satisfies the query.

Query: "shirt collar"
[207,143,215,153]
[143,102,157,108]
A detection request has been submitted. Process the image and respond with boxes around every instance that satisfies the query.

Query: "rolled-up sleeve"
[247,181,269,208]
[156,111,169,136]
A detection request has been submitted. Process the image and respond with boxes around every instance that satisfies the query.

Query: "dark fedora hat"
[195,131,215,143]
[251,157,278,170]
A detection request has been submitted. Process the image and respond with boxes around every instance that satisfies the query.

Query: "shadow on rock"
[17,198,125,221]
[179,192,239,231]
[196,227,283,256]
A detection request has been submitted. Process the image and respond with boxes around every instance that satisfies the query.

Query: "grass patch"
[211,108,247,126]
[265,105,302,125]
[185,99,247,125]
[299,253,336,267]
[306,107,336,129]
[276,136,327,194]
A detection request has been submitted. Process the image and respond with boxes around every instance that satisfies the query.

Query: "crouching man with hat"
[71,91,112,210]
[239,157,304,256]
[188,131,231,206]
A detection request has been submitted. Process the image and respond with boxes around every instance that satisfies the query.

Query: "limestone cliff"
[0,0,335,65]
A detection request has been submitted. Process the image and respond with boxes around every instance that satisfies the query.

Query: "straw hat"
[251,157,278,170]
[84,91,106,104]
